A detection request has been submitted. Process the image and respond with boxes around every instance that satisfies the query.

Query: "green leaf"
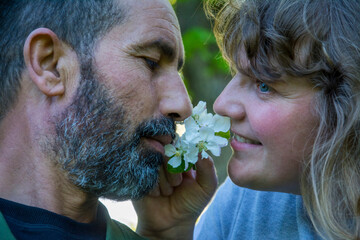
[215,130,231,139]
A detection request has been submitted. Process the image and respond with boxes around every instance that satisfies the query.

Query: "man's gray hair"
[0,0,127,120]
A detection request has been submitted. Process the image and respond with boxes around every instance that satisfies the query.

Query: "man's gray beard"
[49,62,176,201]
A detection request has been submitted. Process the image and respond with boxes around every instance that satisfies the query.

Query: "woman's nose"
[213,76,246,121]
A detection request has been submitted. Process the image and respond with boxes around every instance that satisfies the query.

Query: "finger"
[148,183,161,197]
[165,171,183,187]
[163,158,183,187]
[195,156,218,196]
[158,164,174,196]
[183,167,196,180]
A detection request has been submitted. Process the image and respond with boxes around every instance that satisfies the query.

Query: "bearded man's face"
[49,60,176,201]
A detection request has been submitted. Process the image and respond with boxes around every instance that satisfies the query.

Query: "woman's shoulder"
[195,177,322,239]
[216,177,299,204]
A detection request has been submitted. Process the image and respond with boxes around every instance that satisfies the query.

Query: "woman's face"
[214,61,318,194]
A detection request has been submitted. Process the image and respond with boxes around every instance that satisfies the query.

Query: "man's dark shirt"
[0,197,106,240]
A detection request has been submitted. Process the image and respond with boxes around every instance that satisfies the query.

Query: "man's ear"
[24,28,65,97]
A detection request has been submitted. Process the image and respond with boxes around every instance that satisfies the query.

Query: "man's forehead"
[121,0,175,16]
[117,0,184,63]
[118,0,180,35]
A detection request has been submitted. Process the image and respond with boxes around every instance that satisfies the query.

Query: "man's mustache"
[136,117,176,140]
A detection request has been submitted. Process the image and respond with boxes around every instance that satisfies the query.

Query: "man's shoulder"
[0,211,16,240]
[106,218,148,240]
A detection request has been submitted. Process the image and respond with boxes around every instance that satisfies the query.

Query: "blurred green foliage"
[183,27,228,75]
[172,0,232,185]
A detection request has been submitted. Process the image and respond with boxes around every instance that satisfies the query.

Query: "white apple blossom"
[212,114,231,133]
[165,134,185,168]
[196,127,229,158]
[165,144,182,168]
[192,100,207,116]
[165,101,230,173]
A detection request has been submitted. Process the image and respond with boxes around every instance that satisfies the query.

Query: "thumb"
[195,156,218,196]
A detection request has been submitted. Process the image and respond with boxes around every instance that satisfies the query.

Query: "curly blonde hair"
[205,0,360,239]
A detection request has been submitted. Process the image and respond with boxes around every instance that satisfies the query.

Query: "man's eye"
[143,58,159,71]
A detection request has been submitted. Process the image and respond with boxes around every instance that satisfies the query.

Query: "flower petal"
[168,155,182,168]
[193,101,207,116]
[164,144,176,157]
[183,159,189,171]
[206,143,221,156]
[199,127,215,141]
[184,116,199,132]
[213,114,231,133]
[212,136,229,147]
[184,145,199,164]
[198,112,214,128]
[201,150,209,159]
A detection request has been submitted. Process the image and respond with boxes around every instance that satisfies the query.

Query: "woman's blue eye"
[258,82,270,92]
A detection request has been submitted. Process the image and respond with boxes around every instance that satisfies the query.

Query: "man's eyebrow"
[131,39,184,71]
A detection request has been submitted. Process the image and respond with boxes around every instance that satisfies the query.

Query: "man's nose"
[158,73,192,121]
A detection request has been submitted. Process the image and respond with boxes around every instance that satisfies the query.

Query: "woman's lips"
[230,133,262,151]
[233,134,261,144]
